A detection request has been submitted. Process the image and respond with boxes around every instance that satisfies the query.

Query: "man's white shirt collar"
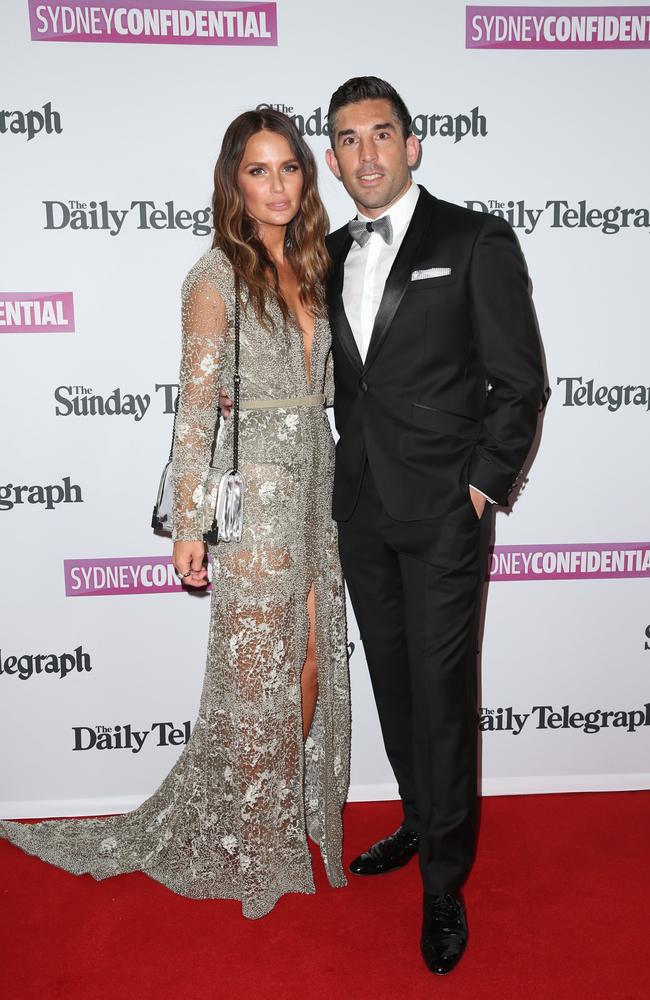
[355,181,420,238]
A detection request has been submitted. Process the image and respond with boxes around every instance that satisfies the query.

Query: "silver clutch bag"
[211,469,245,543]
[152,288,244,545]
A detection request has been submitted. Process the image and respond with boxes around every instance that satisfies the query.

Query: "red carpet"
[1,793,649,1000]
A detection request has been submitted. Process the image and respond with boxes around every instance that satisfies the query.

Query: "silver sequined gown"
[0,248,351,919]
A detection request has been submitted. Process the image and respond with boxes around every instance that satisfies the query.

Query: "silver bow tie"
[348,215,393,248]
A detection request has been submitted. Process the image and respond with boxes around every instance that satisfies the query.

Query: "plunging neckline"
[289,310,317,393]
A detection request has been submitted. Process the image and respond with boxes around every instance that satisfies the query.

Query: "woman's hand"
[172,540,208,588]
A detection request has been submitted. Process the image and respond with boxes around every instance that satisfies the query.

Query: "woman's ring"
[178,569,192,579]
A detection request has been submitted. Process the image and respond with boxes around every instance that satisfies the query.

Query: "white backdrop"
[1,0,649,819]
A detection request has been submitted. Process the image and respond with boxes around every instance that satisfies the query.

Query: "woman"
[0,110,350,920]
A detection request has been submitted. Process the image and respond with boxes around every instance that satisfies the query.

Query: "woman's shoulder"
[182,247,235,297]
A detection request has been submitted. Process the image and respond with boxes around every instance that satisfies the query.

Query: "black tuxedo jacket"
[325,186,545,521]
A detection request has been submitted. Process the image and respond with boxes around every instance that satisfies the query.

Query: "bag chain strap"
[167,395,179,461]
[232,285,241,472]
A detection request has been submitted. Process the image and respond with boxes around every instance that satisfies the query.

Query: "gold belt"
[240,394,326,410]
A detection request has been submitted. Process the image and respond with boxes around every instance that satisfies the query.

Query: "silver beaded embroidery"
[0,248,350,920]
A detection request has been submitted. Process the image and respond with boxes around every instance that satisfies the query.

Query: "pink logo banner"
[488,543,650,581]
[29,1,277,45]
[0,292,75,333]
[64,556,213,596]
[466,6,650,48]
[65,545,650,595]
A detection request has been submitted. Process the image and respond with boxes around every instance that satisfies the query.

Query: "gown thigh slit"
[0,248,350,920]
[300,582,319,739]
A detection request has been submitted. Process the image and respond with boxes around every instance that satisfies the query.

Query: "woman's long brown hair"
[211,109,330,328]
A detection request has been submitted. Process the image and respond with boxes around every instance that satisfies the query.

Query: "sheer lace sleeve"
[172,272,227,541]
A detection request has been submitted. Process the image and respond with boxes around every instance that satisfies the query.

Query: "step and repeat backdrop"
[1,1,649,818]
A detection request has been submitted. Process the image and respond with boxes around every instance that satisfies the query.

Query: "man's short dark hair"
[327,76,412,147]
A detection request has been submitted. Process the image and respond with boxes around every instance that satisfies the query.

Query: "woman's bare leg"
[301,584,319,740]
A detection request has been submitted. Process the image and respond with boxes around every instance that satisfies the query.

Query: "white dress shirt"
[341,181,494,505]
[342,181,420,362]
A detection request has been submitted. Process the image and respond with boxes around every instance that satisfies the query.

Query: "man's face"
[326,98,420,219]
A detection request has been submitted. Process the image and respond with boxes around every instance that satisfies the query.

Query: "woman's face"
[237,129,304,233]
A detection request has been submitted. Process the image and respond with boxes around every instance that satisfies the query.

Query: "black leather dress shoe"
[349,825,419,875]
[420,892,468,975]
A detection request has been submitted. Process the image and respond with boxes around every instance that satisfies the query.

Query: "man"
[324,77,545,975]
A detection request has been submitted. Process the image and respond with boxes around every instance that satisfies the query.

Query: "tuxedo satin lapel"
[327,234,363,371]
[363,190,436,373]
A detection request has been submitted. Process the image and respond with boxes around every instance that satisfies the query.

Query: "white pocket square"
[411,267,452,280]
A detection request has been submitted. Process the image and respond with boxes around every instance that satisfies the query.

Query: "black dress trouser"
[337,462,493,895]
